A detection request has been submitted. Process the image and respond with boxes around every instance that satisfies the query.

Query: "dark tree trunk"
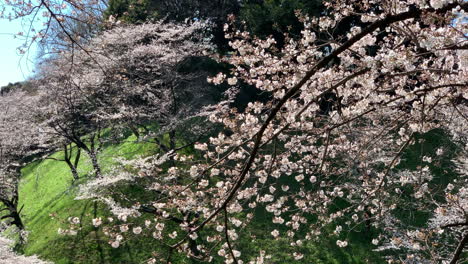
[129,124,140,139]
[450,232,468,264]
[63,143,81,180]
[0,193,25,232]
[78,132,102,178]
[169,130,176,151]
[88,151,102,178]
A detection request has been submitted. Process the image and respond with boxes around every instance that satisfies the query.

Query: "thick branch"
[450,232,468,264]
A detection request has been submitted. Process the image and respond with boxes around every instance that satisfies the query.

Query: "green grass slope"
[18,134,157,263]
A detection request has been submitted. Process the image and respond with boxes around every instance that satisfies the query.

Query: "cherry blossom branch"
[441,221,468,228]
[223,208,239,264]
[170,4,468,252]
[39,0,106,72]
[259,67,371,149]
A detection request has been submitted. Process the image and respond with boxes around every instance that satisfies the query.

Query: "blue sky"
[0,18,37,87]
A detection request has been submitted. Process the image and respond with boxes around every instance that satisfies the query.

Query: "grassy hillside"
[18,134,158,263]
[16,132,384,263]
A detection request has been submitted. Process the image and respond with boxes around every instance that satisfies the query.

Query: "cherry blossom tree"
[83,21,218,152]
[73,1,468,263]
[33,20,225,184]
[36,20,221,161]
[0,89,47,240]
[33,68,107,178]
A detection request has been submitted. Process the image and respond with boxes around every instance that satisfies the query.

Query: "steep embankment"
[18,134,155,264]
